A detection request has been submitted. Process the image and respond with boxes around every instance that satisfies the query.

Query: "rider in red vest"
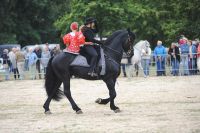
[63,22,85,54]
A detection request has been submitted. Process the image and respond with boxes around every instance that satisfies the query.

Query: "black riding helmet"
[84,17,96,25]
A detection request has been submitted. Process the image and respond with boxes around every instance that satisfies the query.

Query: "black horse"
[43,29,135,114]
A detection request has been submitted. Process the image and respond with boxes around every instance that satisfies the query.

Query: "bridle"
[125,34,134,56]
[103,34,134,57]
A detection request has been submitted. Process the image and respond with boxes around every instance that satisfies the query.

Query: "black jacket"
[1,53,11,66]
[82,26,102,45]
[34,49,42,58]
[168,46,180,62]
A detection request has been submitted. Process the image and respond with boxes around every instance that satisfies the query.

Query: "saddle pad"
[70,55,90,67]
[70,48,106,75]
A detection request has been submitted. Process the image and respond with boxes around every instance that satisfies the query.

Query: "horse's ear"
[127,28,131,35]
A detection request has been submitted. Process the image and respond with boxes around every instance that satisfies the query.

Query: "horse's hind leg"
[43,80,62,114]
[63,79,82,114]
[95,98,110,105]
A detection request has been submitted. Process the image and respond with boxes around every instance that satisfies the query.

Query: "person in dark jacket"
[34,45,42,79]
[81,17,103,77]
[168,43,180,76]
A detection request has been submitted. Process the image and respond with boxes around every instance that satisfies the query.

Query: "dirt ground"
[0,76,200,133]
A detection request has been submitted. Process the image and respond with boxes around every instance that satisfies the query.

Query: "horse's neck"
[133,48,142,61]
[105,32,127,63]
[104,30,124,45]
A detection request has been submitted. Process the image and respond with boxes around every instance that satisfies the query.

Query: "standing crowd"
[121,37,200,77]
[1,44,61,80]
[1,35,200,80]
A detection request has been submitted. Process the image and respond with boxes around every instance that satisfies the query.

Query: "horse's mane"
[104,30,125,45]
[136,40,146,47]
[134,40,150,50]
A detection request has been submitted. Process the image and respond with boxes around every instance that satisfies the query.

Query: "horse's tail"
[45,57,63,101]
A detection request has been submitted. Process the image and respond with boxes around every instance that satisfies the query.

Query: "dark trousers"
[121,64,127,77]
[36,61,41,79]
[84,45,98,73]
[13,68,20,79]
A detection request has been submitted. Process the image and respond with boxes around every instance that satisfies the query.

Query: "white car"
[21,44,59,52]
[0,58,5,73]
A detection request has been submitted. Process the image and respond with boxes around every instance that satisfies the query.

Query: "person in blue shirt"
[154,40,167,76]
[179,39,189,75]
[27,48,38,80]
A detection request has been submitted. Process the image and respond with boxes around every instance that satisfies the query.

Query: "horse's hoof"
[45,110,52,115]
[76,110,83,114]
[95,98,102,104]
[113,108,121,113]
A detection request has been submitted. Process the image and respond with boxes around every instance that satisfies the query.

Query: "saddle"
[65,46,106,75]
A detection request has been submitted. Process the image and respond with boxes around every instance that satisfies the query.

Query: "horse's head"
[142,40,150,51]
[134,40,150,52]
[122,28,136,56]
[144,40,150,47]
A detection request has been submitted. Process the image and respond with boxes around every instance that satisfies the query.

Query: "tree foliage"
[55,0,200,47]
[1,0,200,47]
[0,0,70,46]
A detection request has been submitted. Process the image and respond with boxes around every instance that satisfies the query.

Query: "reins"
[103,45,122,56]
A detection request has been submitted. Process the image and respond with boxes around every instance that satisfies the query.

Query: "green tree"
[55,0,128,39]
[1,0,200,48]
[0,0,70,46]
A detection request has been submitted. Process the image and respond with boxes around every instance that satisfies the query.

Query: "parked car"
[0,58,5,73]
[21,44,59,52]
[21,45,35,52]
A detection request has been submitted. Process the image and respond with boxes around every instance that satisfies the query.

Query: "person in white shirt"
[141,45,151,77]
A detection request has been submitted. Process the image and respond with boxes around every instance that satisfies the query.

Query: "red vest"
[63,32,85,53]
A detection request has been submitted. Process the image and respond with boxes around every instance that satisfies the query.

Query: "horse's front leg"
[104,78,120,113]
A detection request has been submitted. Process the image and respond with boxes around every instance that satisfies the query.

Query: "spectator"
[51,44,61,57]
[154,40,167,76]
[34,45,42,79]
[141,44,151,77]
[168,43,180,76]
[1,49,10,80]
[9,48,19,80]
[197,42,200,72]
[28,48,38,80]
[179,39,189,75]
[45,43,50,50]
[188,40,197,75]
[15,48,25,80]
[121,52,128,77]
[41,46,51,77]
[193,40,198,74]
[24,48,29,71]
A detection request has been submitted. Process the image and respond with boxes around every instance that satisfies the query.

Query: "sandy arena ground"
[0,76,200,133]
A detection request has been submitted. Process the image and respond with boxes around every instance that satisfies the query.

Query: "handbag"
[121,58,128,64]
